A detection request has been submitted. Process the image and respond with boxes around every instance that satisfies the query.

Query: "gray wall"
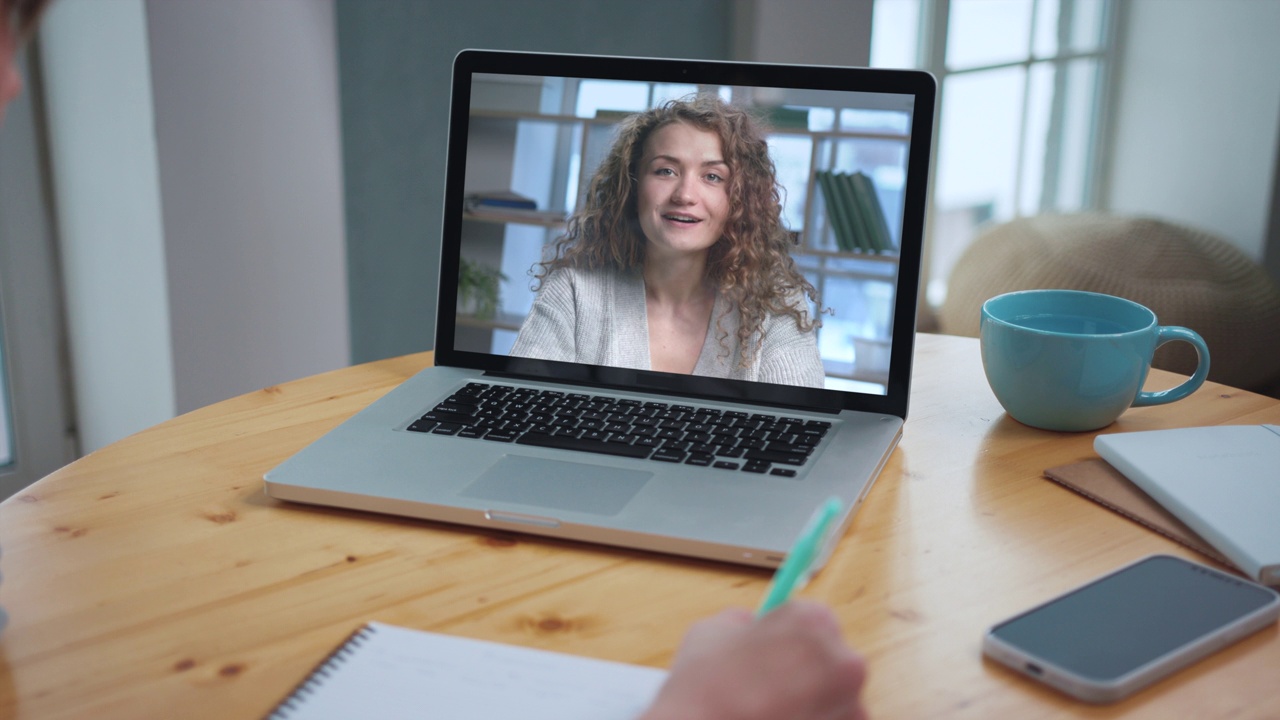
[336,0,731,363]
[733,0,873,66]
[33,0,350,458]
[148,0,350,413]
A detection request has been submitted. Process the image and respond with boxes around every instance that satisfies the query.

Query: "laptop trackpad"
[459,455,652,516]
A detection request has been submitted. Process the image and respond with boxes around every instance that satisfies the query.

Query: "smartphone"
[983,554,1280,704]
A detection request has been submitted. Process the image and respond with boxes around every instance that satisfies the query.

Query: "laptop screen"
[436,51,935,418]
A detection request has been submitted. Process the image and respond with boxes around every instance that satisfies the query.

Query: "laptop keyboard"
[406,382,830,477]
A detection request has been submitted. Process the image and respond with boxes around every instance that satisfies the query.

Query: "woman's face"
[635,121,730,261]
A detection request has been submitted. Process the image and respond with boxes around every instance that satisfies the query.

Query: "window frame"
[902,0,1120,309]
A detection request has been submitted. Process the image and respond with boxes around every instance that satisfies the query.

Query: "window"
[0,49,78,499]
[871,0,1115,307]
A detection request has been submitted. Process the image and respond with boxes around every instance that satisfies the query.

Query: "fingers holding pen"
[641,600,867,720]
[756,600,868,718]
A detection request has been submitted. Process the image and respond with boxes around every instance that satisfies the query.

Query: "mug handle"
[1132,326,1211,407]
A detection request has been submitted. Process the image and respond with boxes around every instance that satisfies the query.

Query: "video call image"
[454,73,916,396]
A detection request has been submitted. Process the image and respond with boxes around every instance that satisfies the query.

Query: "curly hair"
[534,94,822,368]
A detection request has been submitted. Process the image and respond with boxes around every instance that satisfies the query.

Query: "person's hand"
[638,600,868,720]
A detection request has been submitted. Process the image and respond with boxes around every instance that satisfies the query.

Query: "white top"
[510,265,825,388]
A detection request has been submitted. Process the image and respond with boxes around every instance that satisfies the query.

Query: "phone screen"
[989,555,1278,681]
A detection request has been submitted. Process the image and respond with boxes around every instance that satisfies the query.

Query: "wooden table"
[2,334,1277,719]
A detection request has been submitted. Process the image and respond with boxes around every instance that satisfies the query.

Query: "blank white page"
[266,622,668,719]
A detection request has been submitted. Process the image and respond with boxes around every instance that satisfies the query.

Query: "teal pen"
[757,496,844,615]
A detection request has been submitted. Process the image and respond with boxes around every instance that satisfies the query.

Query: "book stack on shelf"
[465,190,538,211]
[814,170,895,254]
[464,190,565,225]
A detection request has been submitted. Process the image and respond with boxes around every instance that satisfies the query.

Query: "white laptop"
[265,50,936,568]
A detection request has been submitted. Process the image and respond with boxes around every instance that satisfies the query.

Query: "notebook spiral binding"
[264,623,379,719]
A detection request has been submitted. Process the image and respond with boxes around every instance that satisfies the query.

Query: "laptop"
[265,50,935,568]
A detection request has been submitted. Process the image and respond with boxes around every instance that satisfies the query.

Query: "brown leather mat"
[1043,458,1236,571]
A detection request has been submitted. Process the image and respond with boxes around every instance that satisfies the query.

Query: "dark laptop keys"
[516,431,653,459]
[410,383,822,473]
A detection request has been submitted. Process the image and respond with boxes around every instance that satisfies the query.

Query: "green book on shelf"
[835,171,873,253]
[759,106,811,130]
[594,109,637,122]
[815,171,856,252]
[849,172,895,253]
[842,172,880,253]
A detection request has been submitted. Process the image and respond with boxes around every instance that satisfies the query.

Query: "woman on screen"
[510,95,825,388]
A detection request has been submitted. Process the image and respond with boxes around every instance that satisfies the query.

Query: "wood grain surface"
[1,334,1277,719]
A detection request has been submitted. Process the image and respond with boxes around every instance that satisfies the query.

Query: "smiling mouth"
[662,213,700,224]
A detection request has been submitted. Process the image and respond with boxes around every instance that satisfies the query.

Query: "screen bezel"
[435,49,936,418]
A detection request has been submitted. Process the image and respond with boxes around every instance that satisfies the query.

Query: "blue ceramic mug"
[980,289,1210,432]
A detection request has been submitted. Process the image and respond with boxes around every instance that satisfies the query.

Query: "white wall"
[1105,0,1280,261]
[37,0,349,454]
[39,0,175,453]
[147,0,350,415]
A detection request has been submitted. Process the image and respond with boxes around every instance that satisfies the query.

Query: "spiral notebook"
[264,622,667,719]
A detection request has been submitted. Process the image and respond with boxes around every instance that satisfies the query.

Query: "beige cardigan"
[510,265,825,388]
